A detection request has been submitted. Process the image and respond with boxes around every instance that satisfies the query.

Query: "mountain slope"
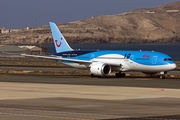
[0,1,180,44]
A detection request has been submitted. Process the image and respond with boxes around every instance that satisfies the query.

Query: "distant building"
[145,11,155,14]
[18,45,42,55]
[0,45,42,57]
[0,27,10,34]
[166,10,179,13]
[10,29,19,32]
[0,45,25,57]
[26,27,29,30]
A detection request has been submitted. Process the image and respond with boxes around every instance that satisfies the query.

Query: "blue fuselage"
[53,50,175,66]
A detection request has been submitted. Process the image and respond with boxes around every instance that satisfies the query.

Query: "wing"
[21,54,124,68]
[21,54,92,64]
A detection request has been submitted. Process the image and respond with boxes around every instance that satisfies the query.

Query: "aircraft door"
[130,55,134,60]
[90,54,94,60]
[152,56,158,64]
[129,55,136,68]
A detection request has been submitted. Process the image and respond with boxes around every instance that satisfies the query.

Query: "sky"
[0,0,179,29]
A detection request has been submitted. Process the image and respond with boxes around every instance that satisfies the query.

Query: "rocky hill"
[0,1,180,44]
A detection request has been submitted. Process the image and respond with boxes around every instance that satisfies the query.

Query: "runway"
[1,74,180,88]
[0,74,180,120]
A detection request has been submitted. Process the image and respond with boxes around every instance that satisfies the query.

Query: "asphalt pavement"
[0,74,180,120]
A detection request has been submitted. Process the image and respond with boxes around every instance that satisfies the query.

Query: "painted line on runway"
[0,107,131,120]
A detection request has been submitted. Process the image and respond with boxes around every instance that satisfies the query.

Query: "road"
[0,74,180,120]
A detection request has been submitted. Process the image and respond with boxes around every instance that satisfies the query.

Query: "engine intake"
[90,62,111,76]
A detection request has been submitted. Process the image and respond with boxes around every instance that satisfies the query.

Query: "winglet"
[49,22,73,53]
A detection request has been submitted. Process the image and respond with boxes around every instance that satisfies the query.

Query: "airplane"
[22,22,177,79]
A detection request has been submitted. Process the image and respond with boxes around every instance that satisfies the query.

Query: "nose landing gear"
[159,71,167,79]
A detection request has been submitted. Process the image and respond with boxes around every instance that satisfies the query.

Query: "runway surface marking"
[0,107,180,120]
[0,107,129,120]
[0,82,180,100]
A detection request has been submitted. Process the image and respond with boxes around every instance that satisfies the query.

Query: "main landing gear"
[91,74,95,78]
[115,72,126,78]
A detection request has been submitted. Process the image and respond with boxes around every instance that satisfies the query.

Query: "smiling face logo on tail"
[55,38,63,47]
[49,22,73,53]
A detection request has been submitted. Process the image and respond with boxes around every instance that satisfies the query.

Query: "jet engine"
[90,63,111,76]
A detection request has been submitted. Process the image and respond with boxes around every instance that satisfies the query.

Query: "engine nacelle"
[90,62,111,76]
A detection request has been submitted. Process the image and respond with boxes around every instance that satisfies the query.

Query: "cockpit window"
[164,58,173,61]
[168,58,172,61]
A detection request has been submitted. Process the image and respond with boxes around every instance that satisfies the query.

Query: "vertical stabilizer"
[49,22,73,53]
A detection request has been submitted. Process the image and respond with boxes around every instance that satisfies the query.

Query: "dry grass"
[0,57,64,66]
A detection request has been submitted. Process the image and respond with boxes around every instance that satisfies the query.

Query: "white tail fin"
[49,22,73,53]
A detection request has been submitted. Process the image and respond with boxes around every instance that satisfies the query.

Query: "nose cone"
[170,63,177,70]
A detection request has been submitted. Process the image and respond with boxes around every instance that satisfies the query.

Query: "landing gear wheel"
[91,74,95,78]
[115,73,120,77]
[115,73,126,78]
[160,75,165,79]
[159,71,166,79]
[121,73,126,77]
